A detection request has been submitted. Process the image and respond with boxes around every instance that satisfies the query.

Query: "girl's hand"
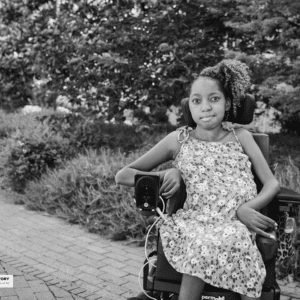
[160,168,181,198]
[236,204,278,239]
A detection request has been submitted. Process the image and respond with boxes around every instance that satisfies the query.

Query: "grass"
[275,157,300,193]
[0,108,56,139]
[269,133,300,193]
[23,148,154,244]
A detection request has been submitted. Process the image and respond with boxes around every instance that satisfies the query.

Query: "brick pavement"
[0,191,146,300]
[1,191,300,300]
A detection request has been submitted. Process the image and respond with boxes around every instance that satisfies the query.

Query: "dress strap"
[177,126,192,144]
[231,128,243,148]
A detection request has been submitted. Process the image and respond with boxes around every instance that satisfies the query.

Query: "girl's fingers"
[256,228,276,240]
[162,186,177,198]
[251,216,277,232]
[162,183,181,198]
[162,189,174,198]
[255,217,273,228]
[160,181,172,194]
[257,213,278,229]
[159,179,171,193]
[253,221,269,231]
[160,179,180,196]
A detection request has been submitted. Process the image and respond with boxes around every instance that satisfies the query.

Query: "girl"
[115,59,280,300]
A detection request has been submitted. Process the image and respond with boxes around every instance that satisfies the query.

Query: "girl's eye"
[211,97,220,102]
[192,98,201,104]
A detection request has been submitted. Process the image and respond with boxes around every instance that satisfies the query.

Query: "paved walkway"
[0,190,145,300]
[0,190,299,300]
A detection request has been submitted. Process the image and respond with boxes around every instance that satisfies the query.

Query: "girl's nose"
[201,99,212,111]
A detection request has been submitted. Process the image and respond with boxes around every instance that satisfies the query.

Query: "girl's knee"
[179,274,205,300]
[182,273,205,285]
[240,295,260,300]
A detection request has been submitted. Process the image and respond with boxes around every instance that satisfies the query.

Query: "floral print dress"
[160,127,266,298]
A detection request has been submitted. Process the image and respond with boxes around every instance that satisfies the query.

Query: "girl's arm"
[115,131,181,196]
[236,129,280,238]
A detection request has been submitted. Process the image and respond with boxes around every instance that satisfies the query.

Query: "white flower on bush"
[56,106,71,114]
[142,106,150,114]
[21,105,42,114]
[123,109,138,126]
[56,94,88,110]
[124,120,133,126]
[56,95,70,107]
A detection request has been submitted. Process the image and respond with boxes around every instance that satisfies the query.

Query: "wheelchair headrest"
[181,94,256,127]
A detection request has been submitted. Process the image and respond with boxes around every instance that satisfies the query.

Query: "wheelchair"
[131,95,300,300]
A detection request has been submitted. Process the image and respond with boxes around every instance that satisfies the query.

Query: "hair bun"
[218,59,250,96]
[200,59,251,116]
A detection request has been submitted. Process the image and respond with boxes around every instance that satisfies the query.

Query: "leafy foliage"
[24,149,151,243]
[1,0,300,132]
[0,0,233,120]
[224,0,300,133]
[40,113,148,153]
[1,108,169,193]
[0,109,74,192]
[8,133,74,193]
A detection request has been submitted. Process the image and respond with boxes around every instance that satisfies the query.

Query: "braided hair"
[197,59,251,117]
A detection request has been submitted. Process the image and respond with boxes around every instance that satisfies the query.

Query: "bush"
[4,111,75,192]
[24,149,151,243]
[0,109,172,193]
[8,136,74,193]
[42,113,148,153]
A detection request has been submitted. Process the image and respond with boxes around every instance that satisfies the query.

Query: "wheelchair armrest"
[275,186,300,204]
[256,230,277,262]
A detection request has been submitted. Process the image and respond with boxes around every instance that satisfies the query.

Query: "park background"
[0,0,300,289]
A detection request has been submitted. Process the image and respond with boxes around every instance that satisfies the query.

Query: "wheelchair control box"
[134,174,164,216]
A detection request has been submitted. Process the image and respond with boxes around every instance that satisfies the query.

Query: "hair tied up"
[200,59,251,117]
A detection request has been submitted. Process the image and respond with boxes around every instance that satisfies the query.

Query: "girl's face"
[189,77,230,130]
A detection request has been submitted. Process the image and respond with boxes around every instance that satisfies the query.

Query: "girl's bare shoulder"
[164,130,182,146]
[164,130,183,159]
[234,127,253,141]
[234,127,259,155]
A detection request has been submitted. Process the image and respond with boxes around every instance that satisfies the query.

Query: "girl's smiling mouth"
[200,115,215,121]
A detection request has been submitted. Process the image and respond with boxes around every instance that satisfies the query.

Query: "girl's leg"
[240,295,260,300]
[178,274,205,300]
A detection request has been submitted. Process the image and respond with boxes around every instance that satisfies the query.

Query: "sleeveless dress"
[160,127,266,298]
